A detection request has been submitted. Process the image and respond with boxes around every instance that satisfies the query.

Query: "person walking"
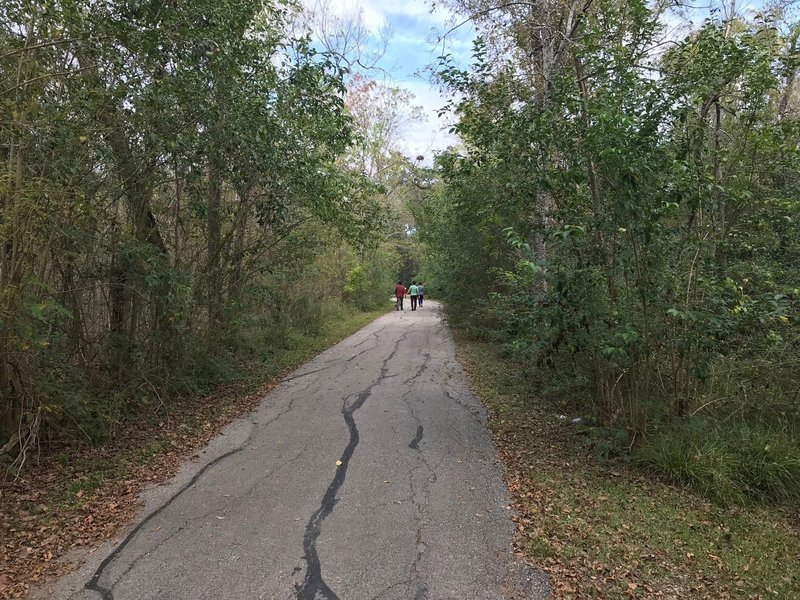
[394,281,406,311]
[409,282,418,311]
[417,282,425,307]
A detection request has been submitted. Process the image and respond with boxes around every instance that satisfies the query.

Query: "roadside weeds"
[454,332,800,599]
[0,307,389,600]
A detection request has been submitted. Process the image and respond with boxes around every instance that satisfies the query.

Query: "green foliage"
[344,264,382,310]
[426,0,800,503]
[0,0,393,453]
[639,420,800,505]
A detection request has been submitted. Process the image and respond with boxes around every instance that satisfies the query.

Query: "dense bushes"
[421,1,800,503]
[0,0,393,463]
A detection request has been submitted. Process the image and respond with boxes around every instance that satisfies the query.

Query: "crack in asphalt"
[367,580,409,600]
[295,329,410,600]
[82,447,246,600]
[352,325,387,348]
[402,352,431,451]
[105,525,185,594]
[282,325,386,385]
[280,347,370,385]
[397,353,436,600]
[400,352,430,386]
[281,365,335,385]
[82,392,302,600]
[405,459,433,600]
[100,442,312,596]
[408,424,424,451]
[365,392,433,600]
[442,386,485,425]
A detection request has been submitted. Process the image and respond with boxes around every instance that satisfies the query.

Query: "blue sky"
[305,0,795,161]
[302,0,476,161]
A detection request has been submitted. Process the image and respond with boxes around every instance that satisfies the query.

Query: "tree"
[0,0,383,459]
[427,0,800,451]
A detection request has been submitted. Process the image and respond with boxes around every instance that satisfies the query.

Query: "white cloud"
[395,79,461,162]
[301,0,469,162]
[301,0,387,32]
[304,0,461,34]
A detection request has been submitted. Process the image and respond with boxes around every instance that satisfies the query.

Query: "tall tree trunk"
[1,11,36,442]
[0,148,26,440]
[778,28,799,122]
[207,161,223,333]
[531,193,548,297]
[108,239,130,373]
[104,124,155,366]
[573,54,615,302]
[229,191,251,301]
[174,155,182,266]
[713,99,727,272]
[0,146,22,440]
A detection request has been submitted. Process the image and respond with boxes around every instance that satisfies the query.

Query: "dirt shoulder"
[0,307,389,600]
[454,333,800,599]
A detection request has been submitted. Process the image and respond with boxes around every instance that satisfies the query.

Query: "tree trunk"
[531,192,548,297]
[1,11,36,442]
[174,156,182,266]
[207,161,223,333]
[714,99,727,272]
[229,191,251,301]
[778,28,799,122]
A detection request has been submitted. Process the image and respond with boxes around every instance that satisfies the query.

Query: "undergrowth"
[455,331,800,598]
[638,420,800,506]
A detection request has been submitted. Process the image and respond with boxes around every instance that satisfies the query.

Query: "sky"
[304,0,796,162]
[302,0,476,162]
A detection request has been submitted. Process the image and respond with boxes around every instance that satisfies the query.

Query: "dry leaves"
[0,377,284,600]
[455,335,800,599]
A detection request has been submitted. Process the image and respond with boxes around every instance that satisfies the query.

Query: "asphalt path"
[41,301,549,600]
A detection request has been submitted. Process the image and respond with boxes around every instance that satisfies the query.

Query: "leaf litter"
[455,334,800,599]
[0,378,283,600]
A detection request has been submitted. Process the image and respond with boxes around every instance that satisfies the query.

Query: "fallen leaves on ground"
[0,379,281,600]
[455,334,800,599]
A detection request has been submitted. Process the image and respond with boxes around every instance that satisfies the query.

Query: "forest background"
[0,0,432,468]
[418,0,800,506]
[2,0,800,596]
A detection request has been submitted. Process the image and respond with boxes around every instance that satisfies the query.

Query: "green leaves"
[551,225,587,242]
[502,227,530,251]
[425,0,800,444]
[0,0,392,447]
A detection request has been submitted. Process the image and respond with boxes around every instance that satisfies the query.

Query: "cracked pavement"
[39,302,549,600]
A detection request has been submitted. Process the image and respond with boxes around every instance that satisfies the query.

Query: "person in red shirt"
[394,281,406,311]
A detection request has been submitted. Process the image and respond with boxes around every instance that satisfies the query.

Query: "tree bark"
[713,99,727,271]
[229,191,251,301]
[1,11,36,442]
[778,28,799,122]
[207,161,223,333]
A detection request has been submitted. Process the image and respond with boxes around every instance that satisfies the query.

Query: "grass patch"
[638,421,800,506]
[455,332,800,598]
